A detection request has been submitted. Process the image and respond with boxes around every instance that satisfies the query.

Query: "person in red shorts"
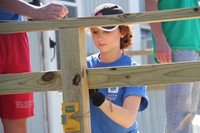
[0,0,68,133]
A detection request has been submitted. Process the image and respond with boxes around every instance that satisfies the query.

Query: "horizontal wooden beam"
[0,71,62,94]
[0,7,200,33]
[126,49,153,56]
[0,61,200,94]
[147,85,165,91]
[88,61,200,88]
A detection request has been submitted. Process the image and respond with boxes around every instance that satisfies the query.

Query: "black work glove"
[89,89,105,107]
[89,89,98,98]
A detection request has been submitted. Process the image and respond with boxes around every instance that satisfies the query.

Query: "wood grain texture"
[0,7,200,33]
[0,71,61,94]
[0,61,200,94]
[87,61,200,88]
[126,49,153,56]
[59,28,91,133]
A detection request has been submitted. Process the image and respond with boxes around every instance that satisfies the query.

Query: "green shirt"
[152,0,200,62]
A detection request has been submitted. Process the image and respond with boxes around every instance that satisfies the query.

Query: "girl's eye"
[92,30,98,34]
[103,31,110,33]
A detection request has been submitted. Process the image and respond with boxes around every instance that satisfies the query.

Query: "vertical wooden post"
[59,27,91,133]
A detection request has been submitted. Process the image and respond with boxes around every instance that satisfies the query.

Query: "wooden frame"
[1,7,200,133]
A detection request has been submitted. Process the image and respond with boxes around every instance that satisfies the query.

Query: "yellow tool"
[61,102,80,132]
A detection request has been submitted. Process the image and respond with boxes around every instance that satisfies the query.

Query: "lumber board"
[0,71,61,94]
[59,28,91,133]
[88,61,200,88]
[0,61,200,94]
[0,7,200,33]
[126,49,153,56]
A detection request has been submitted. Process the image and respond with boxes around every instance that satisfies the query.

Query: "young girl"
[87,3,149,133]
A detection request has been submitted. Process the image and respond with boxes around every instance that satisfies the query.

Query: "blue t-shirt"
[0,8,22,20]
[87,53,149,133]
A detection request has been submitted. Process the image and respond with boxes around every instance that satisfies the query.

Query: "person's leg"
[0,93,33,133]
[191,83,200,117]
[165,83,193,133]
[191,52,200,113]
[1,118,27,133]
[190,53,200,133]
[0,33,34,133]
[165,50,199,133]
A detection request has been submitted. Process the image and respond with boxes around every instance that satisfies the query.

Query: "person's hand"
[89,89,98,98]
[33,2,68,20]
[156,39,172,64]
[89,89,105,107]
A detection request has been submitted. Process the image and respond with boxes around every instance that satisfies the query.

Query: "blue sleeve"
[123,86,149,111]
[87,56,92,68]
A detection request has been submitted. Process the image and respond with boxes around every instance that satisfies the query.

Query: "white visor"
[98,25,119,32]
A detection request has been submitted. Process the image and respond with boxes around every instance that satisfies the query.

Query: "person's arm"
[99,95,141,128]
[145,0,172,63]
[90,89,142,128]
[0,0,68,20]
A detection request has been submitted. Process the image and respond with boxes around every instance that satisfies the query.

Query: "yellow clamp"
[61,102,80,132]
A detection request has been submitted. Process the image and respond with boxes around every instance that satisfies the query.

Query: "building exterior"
[1,0,199,133]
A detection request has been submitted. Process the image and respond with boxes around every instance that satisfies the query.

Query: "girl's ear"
[120,33,125,38]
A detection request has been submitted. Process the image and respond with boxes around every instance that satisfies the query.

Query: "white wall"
[27,32,49,133]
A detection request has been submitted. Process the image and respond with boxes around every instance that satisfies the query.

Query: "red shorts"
[0,33,34,119]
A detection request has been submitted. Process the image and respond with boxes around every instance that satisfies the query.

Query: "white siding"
[6,1,200,133]
[137,90,166,133]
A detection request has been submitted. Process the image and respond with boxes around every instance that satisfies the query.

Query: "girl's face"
[91,27,124,54]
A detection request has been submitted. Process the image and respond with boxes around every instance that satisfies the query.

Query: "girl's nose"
[97,33,103,40]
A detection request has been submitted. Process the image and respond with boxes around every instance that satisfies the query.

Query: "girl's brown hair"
[118,25,133,50]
